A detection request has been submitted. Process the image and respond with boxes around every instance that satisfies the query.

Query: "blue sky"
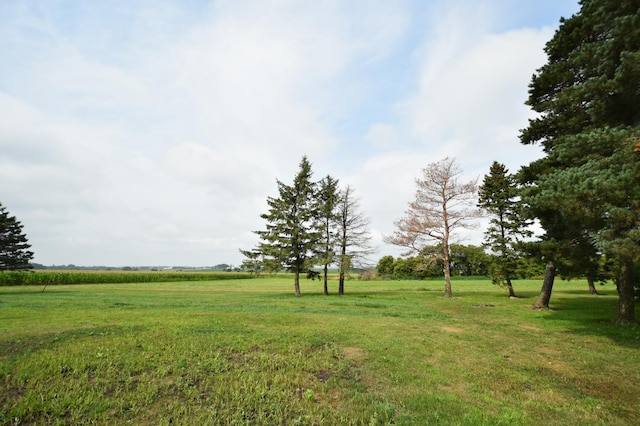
[0,0,580,267]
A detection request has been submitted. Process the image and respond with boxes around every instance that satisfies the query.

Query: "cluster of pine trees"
[241,156,373,296]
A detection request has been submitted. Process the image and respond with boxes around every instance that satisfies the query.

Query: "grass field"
[1,277,639,425]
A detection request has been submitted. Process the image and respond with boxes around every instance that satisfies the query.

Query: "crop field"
[0,270,252,286]
[1,276,639,425]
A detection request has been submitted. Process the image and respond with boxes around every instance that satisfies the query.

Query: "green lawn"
[1,277,639,425]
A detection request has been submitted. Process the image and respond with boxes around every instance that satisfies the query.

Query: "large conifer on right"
[519,0,640,323]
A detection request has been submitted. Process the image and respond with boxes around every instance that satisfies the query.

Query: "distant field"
[1,277,639,425]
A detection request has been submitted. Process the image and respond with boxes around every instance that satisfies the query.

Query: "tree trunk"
[616,258,636,324]
[294,270,302,297]
[338,246,347,296]
[587,275,599,295]
[443,243,452,298]
[533,261,555,309]
[323,264,329,296]
[506,274,516,298]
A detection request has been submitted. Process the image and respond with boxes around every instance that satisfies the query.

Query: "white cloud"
[0,1,578,266]
[350,4,558,260]
[404,25,553,166]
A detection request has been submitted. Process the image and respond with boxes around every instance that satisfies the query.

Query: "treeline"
[30,263,238,271]
[0,270,252,286]
[375,244,544,280]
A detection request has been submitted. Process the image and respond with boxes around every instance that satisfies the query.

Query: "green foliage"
[376,245,490,280]
[387,256,439,280]
[513,255,546,279]
[0,202,34,271]
[449,244,491,277]
[376,255,394,277]
[317,175,340,267]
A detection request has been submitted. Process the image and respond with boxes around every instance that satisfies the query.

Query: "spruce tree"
[0,202,34,271]
[249,156,322,296]
[478,162,531,297]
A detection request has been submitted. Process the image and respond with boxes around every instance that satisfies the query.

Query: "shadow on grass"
[258,289,420,299]
[537,295,640,348]
[557,288,616,296]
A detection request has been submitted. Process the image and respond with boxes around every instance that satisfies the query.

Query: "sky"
[0,0,581,268]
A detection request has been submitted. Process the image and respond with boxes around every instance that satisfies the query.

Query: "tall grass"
[1,278,638,425]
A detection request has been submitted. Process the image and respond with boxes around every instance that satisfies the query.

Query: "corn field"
[0,270,252,286]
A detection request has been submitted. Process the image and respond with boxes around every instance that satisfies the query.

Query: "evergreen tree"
[519,0,640,323]
[478,162,531,297]
[317,175,340,295]
[0,202,34,271]
[246,156,321,296]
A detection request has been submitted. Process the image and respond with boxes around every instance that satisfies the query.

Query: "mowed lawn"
[1,277,639,425]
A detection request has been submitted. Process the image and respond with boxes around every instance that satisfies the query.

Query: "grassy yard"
[1,277,639,425]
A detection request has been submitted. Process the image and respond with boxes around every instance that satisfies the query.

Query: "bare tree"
[385,157,482,298]
[336,185,374,295]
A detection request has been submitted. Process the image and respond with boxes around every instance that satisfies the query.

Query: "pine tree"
[0,202,34,271]
[478,162,531,297]
[519,0,640,323]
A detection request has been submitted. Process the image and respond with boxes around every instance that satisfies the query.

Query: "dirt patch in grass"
[316,369,332,383]
[520,324,543,333]
[537,345,562,356]
[437,382,469,395]
[342,346,364,361]
[441,326,464,333]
